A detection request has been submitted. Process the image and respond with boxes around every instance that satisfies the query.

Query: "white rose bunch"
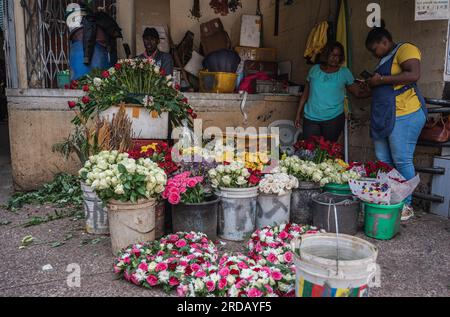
[208,161,258,189]
[259,173,299,196]
[79,151,167,203]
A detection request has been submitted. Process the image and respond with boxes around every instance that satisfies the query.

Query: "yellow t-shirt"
[392,43,422,117]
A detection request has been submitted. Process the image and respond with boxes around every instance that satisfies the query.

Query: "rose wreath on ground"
[113,232,218,293]
[68,58,197,128]
[177,253,291,297]
[247,224,324,297]
[114,225,322,297]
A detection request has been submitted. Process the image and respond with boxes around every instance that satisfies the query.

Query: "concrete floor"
[0,123,449,297]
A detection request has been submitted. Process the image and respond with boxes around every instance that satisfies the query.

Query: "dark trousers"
[302,113,345,143]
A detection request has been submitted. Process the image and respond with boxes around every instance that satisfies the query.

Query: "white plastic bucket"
[256,191,291,229]
[293,234,379,297]
[217,187,258,242]
[80,182,109,235]
[107,199,156,255]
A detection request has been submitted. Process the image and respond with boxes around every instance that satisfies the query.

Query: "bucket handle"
[327,198,341,275]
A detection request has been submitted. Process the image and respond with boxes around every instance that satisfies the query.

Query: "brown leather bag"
[419,116,450,143]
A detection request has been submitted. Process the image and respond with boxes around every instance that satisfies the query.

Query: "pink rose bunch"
[162,172,204,205]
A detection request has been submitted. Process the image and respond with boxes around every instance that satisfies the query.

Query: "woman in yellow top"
[365,25,427,221]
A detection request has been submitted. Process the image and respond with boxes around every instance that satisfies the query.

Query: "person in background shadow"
[137,27,174,76]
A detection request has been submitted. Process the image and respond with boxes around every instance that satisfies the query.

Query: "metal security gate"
[21,0,116,88]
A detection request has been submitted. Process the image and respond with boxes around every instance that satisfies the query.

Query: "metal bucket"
[107,199,156,255]
[217,187,258,242]
[312,193,361,236]
[290,182,322,225]
[80,182,109,235]
[293,234,379,297]
[256,191,291,229]
[172,195,220,241]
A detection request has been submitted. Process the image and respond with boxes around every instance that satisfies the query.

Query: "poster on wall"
[415,0,450,21]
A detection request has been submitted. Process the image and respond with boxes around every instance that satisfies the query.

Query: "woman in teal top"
[295,42,369,142]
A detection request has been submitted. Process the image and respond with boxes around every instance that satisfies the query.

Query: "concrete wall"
[7,89,84,191]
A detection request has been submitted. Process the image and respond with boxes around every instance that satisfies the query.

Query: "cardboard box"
[235,47,277,62]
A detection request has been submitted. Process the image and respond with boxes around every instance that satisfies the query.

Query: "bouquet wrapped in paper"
[349,169,420,205]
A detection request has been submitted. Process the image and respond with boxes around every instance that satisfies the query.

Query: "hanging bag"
[419,115,450,143]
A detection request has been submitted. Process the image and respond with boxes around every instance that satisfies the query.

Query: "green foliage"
[7,174,83,212]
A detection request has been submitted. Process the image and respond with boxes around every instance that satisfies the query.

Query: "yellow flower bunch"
[141,143,159,154]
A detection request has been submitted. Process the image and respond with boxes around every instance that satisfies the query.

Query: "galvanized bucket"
[312,193,361,236]
[107,199,156,255]
[290,182,321,225]
[293,234,379,297]
[256,191,292,229]
[80,182,109,235]
[217,187,258,242]
[172,195,220,241]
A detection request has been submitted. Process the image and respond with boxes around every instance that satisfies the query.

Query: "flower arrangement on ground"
[208,162,262,189]
[113,232,218,293]
[68,58,197,127]
[79,151,167,203]
[163,172,205,205]
[259,173,299,196]
[294,136,343,163]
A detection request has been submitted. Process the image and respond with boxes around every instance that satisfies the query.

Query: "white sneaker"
[401,205,414,222]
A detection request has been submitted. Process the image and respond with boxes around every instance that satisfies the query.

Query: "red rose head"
[82,96,90,104]
[114,63,122,70]
[82,85,90,92]
[68,101,77,109]
[102,70,110,78]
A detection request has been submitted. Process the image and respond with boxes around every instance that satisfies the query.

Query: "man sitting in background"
[138,27,173,76]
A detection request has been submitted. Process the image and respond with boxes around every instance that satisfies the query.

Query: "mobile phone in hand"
[360,70,374,80]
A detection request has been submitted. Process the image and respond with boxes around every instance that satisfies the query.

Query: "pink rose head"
[146,275,158,287]
[130,274,140,286]
[238,261,249,270]
[113,266,122,274]
[175,239,187,248]
[138,262,148,272]
[185,233,195,240]
[284,252,294,263]
[271,270,283,281]
[124,271,131,281]
[206,280,216,292]
[186,178,198,188]
[235,279,247,290]
[123,257,131,265]
[155,262,168,272]
[265,285,274,294]
[219,268,230,277]
[169,234,180,242]
[168,192,181,205]
[180,261,188,267]
[247,288,263,298]
[191,263,201,272]
[255,243,263,253]
[218,278,227,290]
[267,253,277,263]
[169,276,180,287]
[195,270,206,278]
[177,284,188,297]
[279,231,289,240]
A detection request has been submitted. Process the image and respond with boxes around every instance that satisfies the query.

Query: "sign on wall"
[415,0,450,21]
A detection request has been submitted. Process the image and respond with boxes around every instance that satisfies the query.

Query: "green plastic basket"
[363,202,404,240]
[57,71,71,88]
